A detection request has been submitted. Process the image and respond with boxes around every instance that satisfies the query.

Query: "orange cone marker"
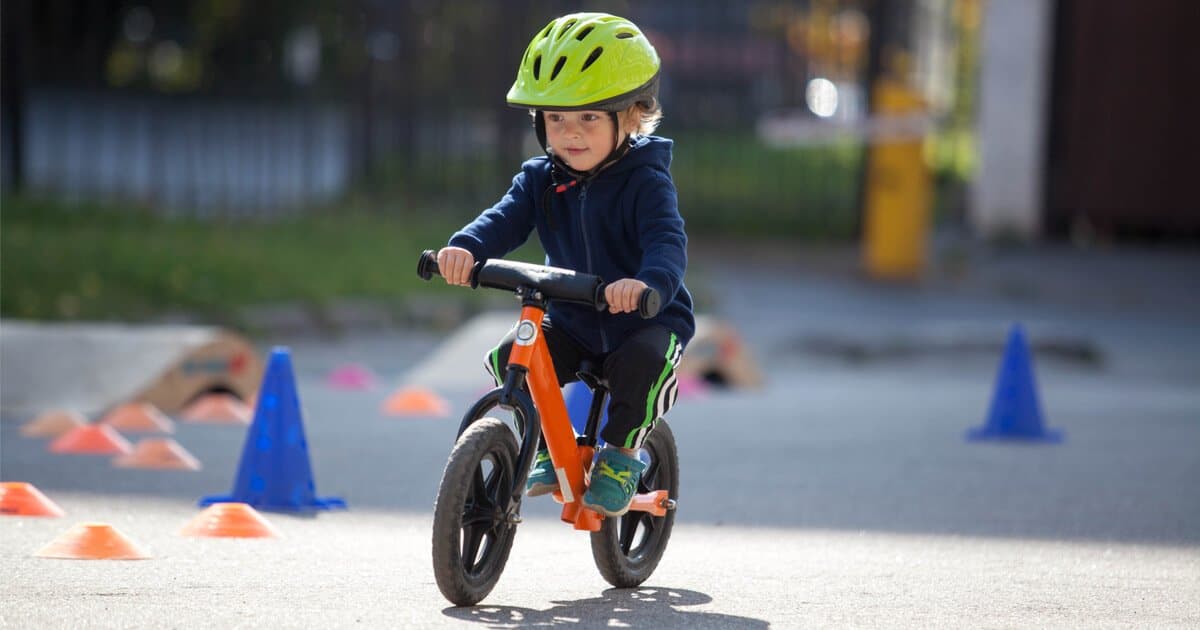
[113,438,202,471]
[180,393,252,424]
[48,425,134,455]
[382,386,450,417]
[20,410,88,438]
[35,523,151,560]
[0,482,66,517]
[179,502,281,538]
[98,402,174,433]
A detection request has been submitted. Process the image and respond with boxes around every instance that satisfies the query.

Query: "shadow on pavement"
[442,586,768,629]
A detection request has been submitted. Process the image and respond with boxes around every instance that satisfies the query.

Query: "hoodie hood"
[596,135,673,177]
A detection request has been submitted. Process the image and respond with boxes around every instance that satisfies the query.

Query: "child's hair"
[618,101,664,138]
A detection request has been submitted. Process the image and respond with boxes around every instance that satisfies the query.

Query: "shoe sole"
[582,499,631,518]
[525,482,558,497]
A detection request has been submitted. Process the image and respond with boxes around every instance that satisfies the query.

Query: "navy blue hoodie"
[449,135,694,355]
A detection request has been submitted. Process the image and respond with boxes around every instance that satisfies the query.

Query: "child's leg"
[599,325,682,450]
[583,326,680,516]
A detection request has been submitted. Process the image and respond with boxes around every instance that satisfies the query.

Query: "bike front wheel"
[590,420,679,588]
[431,418,520,606]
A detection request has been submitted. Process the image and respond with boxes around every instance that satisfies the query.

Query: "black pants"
[485,318,682,449]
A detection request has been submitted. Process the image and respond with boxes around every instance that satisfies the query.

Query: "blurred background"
[1,0,1196,326]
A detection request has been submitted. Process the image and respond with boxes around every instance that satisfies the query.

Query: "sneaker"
[525,449,559,497]
[582,447,647,517]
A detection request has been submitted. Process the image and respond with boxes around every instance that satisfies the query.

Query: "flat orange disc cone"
[0,482,66,517]
[98,402,174,433]
[180,393,252,424]
[113,438,202,471]
[48,425,134,456]
[20,410,88,438]
[35,522,151,560]
[382,386,450,417]
[179,502,280,538]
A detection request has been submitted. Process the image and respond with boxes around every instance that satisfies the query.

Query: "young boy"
[436,12,694,517]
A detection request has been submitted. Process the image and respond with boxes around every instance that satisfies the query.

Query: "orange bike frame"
[505,304,669,531]
[506,304,604,530]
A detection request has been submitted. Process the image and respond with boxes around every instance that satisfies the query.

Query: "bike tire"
[432,418,520,606]
[589,421,679,588]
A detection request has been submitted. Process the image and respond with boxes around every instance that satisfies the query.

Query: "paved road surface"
[3,245,1198,627]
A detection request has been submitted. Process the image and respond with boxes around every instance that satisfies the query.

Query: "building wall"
[969,0,1055,240]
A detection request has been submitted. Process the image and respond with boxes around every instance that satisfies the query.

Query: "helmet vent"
[581,47,603,72]
[575,26,595,41]
[550,56,567,81]
[557,19,578,40]
[540,24,554,40]
[532,55,542,80]
[615,31,635,39]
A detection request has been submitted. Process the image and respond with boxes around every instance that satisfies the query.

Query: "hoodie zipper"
[577,184,609,353]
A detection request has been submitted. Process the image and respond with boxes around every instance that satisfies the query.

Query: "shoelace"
[596,461,636,492]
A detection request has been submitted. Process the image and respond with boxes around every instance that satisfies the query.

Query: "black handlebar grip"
[417,249,440,281]
[638,288,661,319]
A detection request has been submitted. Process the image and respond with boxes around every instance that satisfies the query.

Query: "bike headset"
[505,12,661,228]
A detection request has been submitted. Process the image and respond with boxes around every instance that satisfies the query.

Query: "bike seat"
[576,360,608,392]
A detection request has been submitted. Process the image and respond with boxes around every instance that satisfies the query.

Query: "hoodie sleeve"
[633,171,688,301]
[447,167,537,262]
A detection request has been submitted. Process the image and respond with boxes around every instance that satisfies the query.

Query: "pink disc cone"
[326,363,377,390]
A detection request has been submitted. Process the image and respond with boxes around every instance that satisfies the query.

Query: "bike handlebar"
[417,250,661,319]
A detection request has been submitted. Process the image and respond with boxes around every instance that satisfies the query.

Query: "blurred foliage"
[11,0,978,284]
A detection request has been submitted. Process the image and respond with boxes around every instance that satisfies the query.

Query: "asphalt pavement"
[2,242,1198,628]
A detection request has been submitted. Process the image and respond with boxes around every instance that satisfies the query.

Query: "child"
[436,12,694,517]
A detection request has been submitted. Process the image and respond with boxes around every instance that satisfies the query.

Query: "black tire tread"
[589,421,679,588]
[431,418,519,606]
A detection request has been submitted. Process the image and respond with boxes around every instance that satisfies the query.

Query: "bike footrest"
[628,490,672,517]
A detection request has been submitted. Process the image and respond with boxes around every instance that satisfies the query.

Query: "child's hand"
[437,247,475,286]
[604,278,649,314]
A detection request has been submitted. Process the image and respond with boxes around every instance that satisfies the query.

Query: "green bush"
[671,131,862,238]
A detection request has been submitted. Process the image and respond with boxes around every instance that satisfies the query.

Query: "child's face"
[544,110,616,172]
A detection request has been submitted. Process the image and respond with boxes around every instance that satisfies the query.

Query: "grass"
[0,195,540,324]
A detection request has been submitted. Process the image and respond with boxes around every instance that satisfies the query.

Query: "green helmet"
[507,12,660,111]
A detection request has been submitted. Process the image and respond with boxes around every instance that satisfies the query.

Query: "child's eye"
[581,113,600,122]
[546,113,564,123]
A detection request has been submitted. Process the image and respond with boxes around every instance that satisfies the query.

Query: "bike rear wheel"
[589,421,679,588]
[432,418,520,606]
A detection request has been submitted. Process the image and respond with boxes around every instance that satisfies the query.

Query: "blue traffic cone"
[564,381,609,445]
[200,347,346,511]
[966,324,1063,443]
